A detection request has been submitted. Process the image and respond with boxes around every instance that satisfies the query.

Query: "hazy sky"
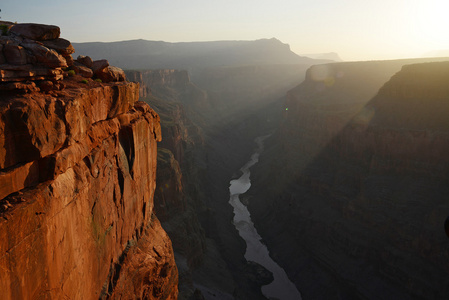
[2,0,448,61]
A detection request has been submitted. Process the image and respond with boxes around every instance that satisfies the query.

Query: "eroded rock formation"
[0,23,178,300]
[0,21,125,95]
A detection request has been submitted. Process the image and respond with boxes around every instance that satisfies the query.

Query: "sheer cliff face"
[250,61,449,299]
[125,69,208,298]
[0,80,178,299]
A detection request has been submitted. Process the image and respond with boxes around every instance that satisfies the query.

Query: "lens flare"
[310,65,331,82]
[310,65,336,87]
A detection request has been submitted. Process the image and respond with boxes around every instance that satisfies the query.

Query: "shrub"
[81,79,88,84]
[0,24,8,36]
[67,70,75,76]
[94,78,102,83]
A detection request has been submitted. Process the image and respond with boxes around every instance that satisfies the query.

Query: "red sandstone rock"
[63,54,74,66]
[0,64,64,82]
[9,23,60,41]
[0,26,178,298]
[42,38,75,55]
[77,55,93,68]
[92,59,109,73]
[108,217,179,300]
[3,44,27,65]
[0,81,140,170]
[21,42,68,68]
[0,23,71,85]
[0,81,39,92]
[72,61,93,78]
[0,79,176,299]
[96,65,126,82]
[38,80,53,92]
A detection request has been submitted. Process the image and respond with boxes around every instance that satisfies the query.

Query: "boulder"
[95,66,126,83]
[64,54,74,67]
[3,44,27,65]
[42,38,75,56]
[76,55,93,68]
[72,62,93,78]
[91,59,109,73]
[9,23,60,41]
[21,42,67,68]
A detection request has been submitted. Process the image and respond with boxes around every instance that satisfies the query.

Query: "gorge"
[248,60,449,299]
[228,134,302,300]
[2,20,449,300]
[121,51,449,299]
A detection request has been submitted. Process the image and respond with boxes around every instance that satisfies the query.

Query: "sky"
[2,0,449,61]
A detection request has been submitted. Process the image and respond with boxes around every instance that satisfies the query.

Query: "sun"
[403,0,449,50]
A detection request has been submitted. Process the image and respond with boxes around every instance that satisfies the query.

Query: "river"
[229,135,302,300]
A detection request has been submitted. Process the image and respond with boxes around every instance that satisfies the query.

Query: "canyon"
[2,20,449,300]
[127,56,449,299]
[73,36,449,299]
[248,60,449,299]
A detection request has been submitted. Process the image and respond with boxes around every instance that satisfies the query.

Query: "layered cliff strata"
[0,79,178,299]
[249,61,449,299]
[0,23,178,300]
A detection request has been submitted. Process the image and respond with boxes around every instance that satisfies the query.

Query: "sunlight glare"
[405,0,449,49]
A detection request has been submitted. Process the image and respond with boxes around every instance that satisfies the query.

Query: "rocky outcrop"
[0,22,177,300]
[107,216,179,300]
[0,22,126,92]
[0,22,70,83]
[249,60,449,299]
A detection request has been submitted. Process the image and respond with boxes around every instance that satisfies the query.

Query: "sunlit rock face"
[249,60,449,299]
[0,22,178,300]
[0,22,126,88]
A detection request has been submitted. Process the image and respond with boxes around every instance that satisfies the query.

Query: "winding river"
[229,135,302,300]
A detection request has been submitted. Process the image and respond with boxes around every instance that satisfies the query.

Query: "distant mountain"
[301,52,342,61]
[72,38,330,71]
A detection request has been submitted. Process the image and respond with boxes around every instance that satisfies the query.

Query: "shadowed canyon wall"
[126,69,210,299]
[249,61,449,299]
[125,68,284,299]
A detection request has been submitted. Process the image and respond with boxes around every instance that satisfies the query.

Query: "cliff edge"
[0,23,178,299]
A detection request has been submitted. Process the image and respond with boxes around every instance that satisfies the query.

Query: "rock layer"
[0,23,178,300]
[0,80,178,299]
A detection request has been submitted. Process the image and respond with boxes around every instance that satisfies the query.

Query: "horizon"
[2,0,449,61]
